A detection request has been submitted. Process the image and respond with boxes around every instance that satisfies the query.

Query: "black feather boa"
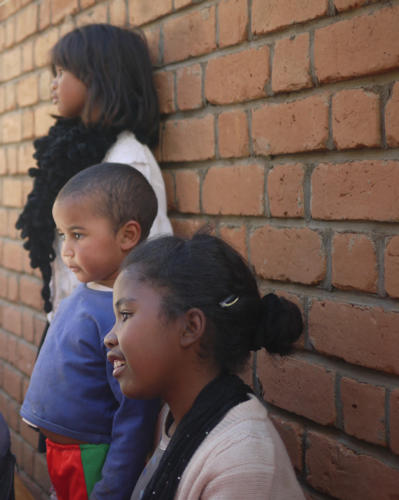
[15,117,121,313]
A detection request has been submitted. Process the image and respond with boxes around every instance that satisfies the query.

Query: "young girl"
[16,23,172,316]
[105,233,306,500]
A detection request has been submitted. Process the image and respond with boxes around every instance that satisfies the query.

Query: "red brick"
[6,398,20,433]
[270,414,304,471]
[109,0,127,26]
[314,5,399,83]
[268,163,305,218]
[312,161,399,222]
[309,300,399,375]
[219,225,247,259]
[128,0,172,25]
[385,82,399,147]
[341,377,386,446]
[163,7,216,64]
[22,40,34,73]
[332,89,380,149]
[34,28,58,68]
[218,0,248,48]
[4,83,16,112]
[252,0,328,35]
[0,209,7,235]
[21,441,34,478]
[3,240,23,271]
[250,226,326,285]
[21,310,35,343]
[257,353,336,425]
[171,217,207,239]
[162,170,176,212]
[34,452,51,492]
[154,71,175,115]
[218,110,249,158]
[390,389,399,455]
[76,4,107,25]
[18,143,35,175]
[306,431,399,499]
[385,236,399,298]
[334,0,371,11]
[175,0,191,8]
[2,47,21,81]
[0,85,4,114]
[20,421,39,449]
[80,0,95,7]
[39,0,51,30]
[6,146,18,175]
[7,274,18,303]
[175,169,200,214]
[2,112,22,144]
[15,3,38,42]
[3,364,23,402]
[143,26,160,66]
[34,104,56,137]
[51,0,78,24]
[332,233,377,293]
[176,64,202,111]
[16,340,36,377]
[3,178,23,208]
[17,75,39,108]
[2,305,22,336]
[272,33,312,93]
[39,68,52,101]
[252,95,329,155]
[206,46,269,105]
[19,276,43,311]
[21,109,34,141]
[203,164,264,216]
[161,115,215,162]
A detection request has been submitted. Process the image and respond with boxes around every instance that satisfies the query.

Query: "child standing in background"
[105,233,306,500]
[21,163,160,500]
[16,23,172,317]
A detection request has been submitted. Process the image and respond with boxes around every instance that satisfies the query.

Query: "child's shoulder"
[104,130,150,165]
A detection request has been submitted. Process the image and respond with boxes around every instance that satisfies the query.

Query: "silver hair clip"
[219,295,239,308]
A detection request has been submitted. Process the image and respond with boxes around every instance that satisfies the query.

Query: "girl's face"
[51,66,87,118]
[104,270,185,401]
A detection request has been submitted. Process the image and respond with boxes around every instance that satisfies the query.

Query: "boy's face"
[52,196,125,287]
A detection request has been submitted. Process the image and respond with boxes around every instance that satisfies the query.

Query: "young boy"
[21,163,159,500]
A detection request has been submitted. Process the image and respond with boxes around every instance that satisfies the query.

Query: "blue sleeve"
[90,355,159,500]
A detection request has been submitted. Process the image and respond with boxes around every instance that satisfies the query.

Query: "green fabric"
[80,443,110,496]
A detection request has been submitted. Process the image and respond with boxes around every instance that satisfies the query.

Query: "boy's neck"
[86,282,113,291]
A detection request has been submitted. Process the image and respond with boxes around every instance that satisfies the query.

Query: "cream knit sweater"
[155,395,305,499]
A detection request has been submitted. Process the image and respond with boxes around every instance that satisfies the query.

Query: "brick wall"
[0,1,398,498]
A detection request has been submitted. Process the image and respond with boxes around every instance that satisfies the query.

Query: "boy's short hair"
[56,162,158,240]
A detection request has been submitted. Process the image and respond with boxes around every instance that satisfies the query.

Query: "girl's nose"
[61,242,74,258]
[104,327,118,349]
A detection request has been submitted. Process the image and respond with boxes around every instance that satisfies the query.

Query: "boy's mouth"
[112,360,126,377]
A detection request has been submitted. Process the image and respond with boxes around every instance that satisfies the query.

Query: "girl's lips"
[107,351,126,378]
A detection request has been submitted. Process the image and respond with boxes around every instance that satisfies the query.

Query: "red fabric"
[46,439,88,500]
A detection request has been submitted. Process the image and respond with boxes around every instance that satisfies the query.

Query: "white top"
[132,396,305,500]
[49,131,173,317]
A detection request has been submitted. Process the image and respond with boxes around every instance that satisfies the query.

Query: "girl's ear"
[118,220,141,252]
[180,308,206,348]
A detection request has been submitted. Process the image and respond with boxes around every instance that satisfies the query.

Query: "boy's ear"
[118,220,141,252]
[180,308,206,348]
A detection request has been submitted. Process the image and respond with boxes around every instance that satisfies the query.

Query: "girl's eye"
[120,312,132,322]
[58,232,65,240]
[73,233,82,240]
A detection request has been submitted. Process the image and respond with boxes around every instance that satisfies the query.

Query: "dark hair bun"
[251,293,303,355]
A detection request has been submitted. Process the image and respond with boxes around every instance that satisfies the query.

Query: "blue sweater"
[21,284,159,500]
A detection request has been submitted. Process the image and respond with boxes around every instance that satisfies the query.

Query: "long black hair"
[122,233,303,373]
[51,23,160,147]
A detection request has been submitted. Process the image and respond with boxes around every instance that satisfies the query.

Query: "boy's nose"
[61,242,74,258]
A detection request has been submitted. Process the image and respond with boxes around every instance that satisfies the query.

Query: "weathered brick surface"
[385,236,399,298]
[252,95,329,155]
[314,5,399,83]
[218,0,248,48]
[258,353,336,425]
[163,7,216,64]
[175,169,200,214]
[270,414,304,471]
[334,0,370,11]
[268,163,305,218]
[161,115,215,162]
[153,71,175,115]
[176,64,202,111]
[385,81,399,147]
[309,300,399,375]
[250,226,326,284]
[51,0,78,24]
[206,46,269,105]
[332,89,380,149]
[390,389,399,455]
[128,0,172,25]
[306,431,399,500]
[272,33,312,93]
[219,225,247,259]
[312,161,399,221]
[15,3,37,42]
[218,110,249,158]
[252,0,328,35]
[202,164,264,216]
[341,377,386,446]
[332,233,378,293]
